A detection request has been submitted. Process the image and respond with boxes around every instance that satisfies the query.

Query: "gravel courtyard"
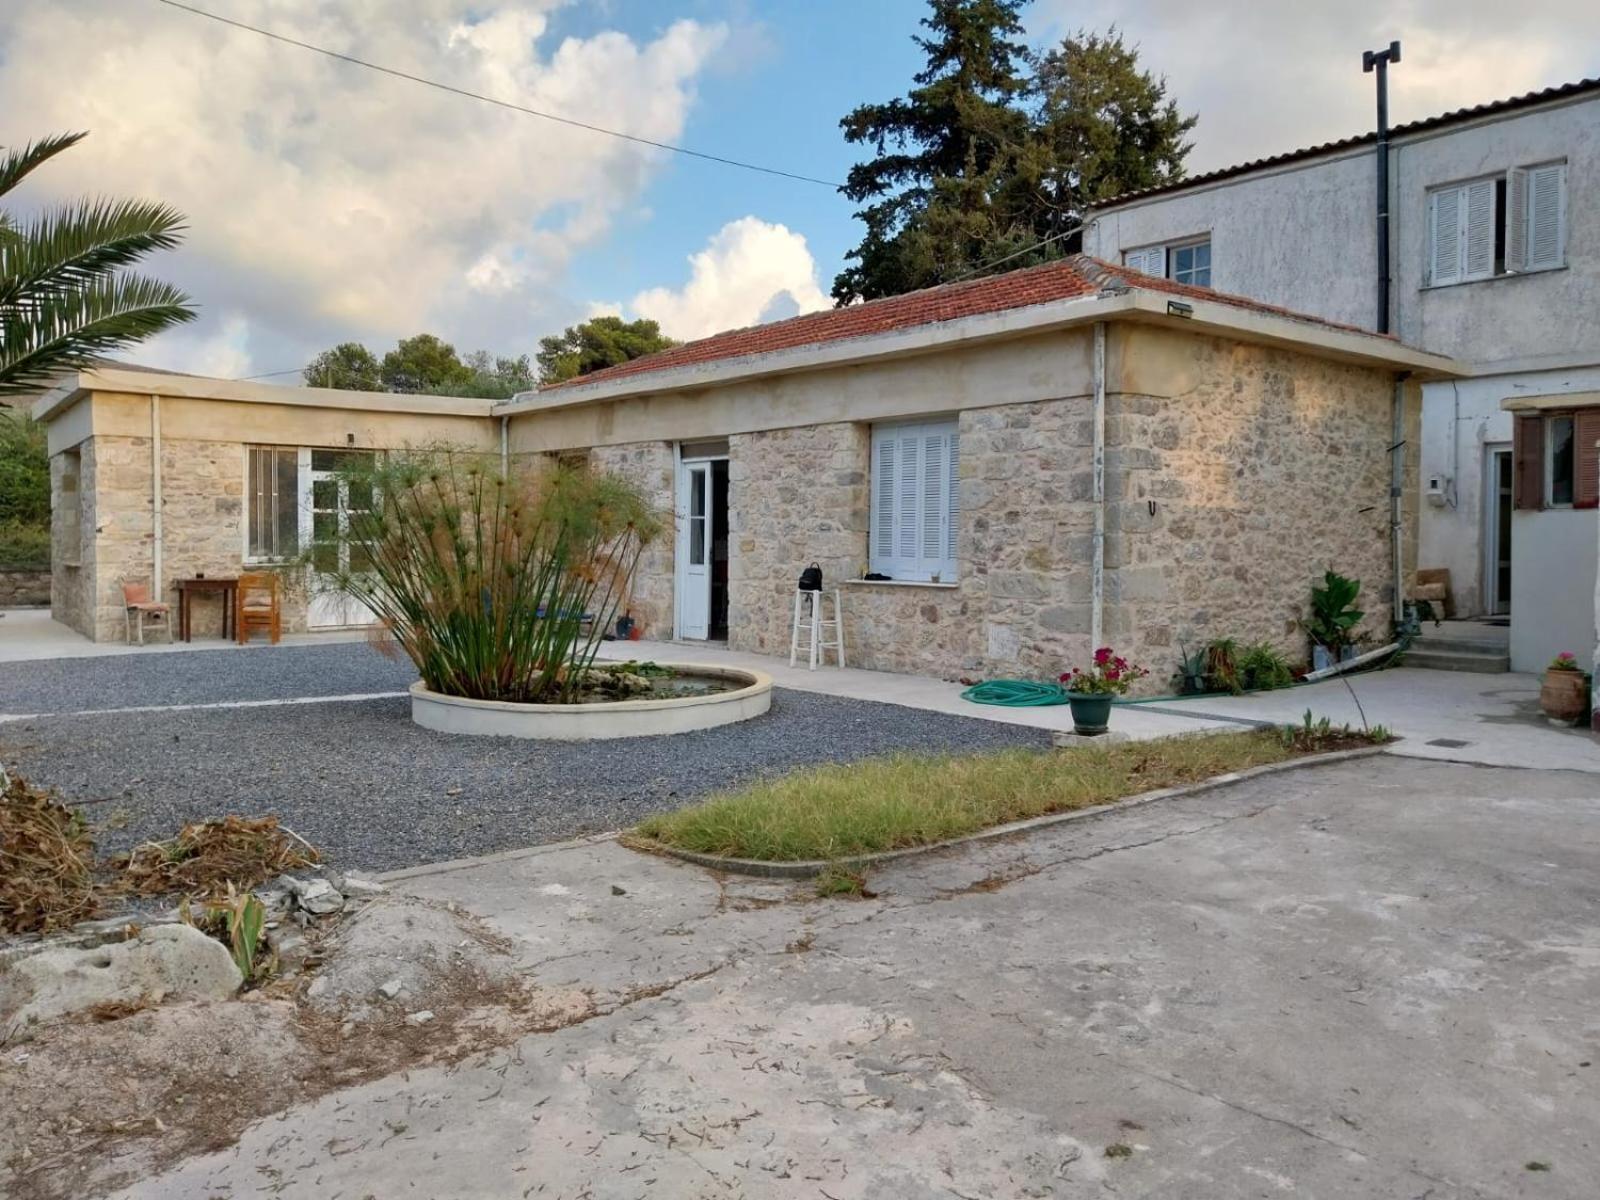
[0,642,1049,871]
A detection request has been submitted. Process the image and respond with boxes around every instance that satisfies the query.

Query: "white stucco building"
[1086,77,1600,672]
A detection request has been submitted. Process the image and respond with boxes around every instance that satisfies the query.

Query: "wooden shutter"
[1526,163,1566,271]
[1463,179,1495,280]
[869,420,960,580]
[873,433,896,568]
[1575,409,1600,510]
[1124,246,1166,278]
[1513,414,1545,510]
[946,431,960,565]
[1428,188,1461,286]
[1505,168,1528,273]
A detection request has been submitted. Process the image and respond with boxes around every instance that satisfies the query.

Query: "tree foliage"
[303,342,382,391]
[834,5,1196,303]
[536,316,676,386]
[0,132,196,395]
[0,409,49,566]
[304,337,533,400]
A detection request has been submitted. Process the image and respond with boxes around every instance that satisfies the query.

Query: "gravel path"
[1,641,419,716]
[1,686,1048,872]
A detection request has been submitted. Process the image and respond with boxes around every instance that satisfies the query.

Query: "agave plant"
[322,448,663,704]
[0,132,196,396]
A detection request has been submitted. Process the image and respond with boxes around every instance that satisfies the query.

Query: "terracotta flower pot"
[1540,669,1588,723]
[1065,692,1114,736]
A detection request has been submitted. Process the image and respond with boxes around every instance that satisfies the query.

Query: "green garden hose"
[959,679,1070,707]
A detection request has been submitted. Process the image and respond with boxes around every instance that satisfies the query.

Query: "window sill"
[844,578,959,590]
[1422,264,1566,291]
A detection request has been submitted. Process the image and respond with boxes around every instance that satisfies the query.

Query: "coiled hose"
[959,679,1070,707]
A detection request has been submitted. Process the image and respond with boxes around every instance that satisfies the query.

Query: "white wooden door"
[676,459,712,640]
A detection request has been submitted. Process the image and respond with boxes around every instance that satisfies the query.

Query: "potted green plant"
[1540,652,1588,723]
[1307,570,1363,671]
[1060,647,1149,736]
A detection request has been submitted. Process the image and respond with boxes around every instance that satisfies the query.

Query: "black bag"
[798,562,823,592]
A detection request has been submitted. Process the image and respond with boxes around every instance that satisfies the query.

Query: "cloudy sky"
[2,0,1595,381]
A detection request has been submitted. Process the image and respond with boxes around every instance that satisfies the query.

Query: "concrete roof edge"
[30,367,499,423]
[496,290,1461,416]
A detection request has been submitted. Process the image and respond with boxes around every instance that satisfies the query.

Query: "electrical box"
[1425,475,1449,507]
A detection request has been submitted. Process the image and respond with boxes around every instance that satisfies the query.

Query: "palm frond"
[0,133,87,202]
[0,199,189,312]
[0,273,196,395]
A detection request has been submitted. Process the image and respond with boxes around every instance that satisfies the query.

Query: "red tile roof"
[542,254,1385,394]
[1095,76,1600,209]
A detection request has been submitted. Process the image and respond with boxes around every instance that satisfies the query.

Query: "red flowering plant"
[1060,647,1150,696]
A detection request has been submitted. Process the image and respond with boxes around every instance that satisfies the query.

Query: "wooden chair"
[235,572,282,645]
[121,580,172,645]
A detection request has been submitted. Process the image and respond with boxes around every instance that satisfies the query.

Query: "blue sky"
[2,0,1595,380]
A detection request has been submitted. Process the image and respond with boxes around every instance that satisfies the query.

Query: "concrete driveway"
[108,754,1600,1200]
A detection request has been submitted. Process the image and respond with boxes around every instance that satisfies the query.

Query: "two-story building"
[1086,78,1600,673]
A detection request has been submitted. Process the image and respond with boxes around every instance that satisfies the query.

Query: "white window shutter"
[1463,179,1495,280]
[1526,163,1566,271]
[1428,188,1461,286]
[872,432,896,571]
[920,431,945,563]
[1124,246,1166,278]
[895,429,920,559]
[946,431,960,566]
[1505,168,1528,273]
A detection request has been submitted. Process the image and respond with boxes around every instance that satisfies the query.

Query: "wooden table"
[175,577,238,642]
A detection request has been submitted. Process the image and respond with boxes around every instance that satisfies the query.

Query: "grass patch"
[634,725,1387,864]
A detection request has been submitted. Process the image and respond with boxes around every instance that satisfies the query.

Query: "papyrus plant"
[323,448,662,703]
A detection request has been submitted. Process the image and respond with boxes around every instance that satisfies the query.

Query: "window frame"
[1167,238,1212,287]
[244,445,302,563]
[1123,236,1212,289]
[1425,159,1567,288]
[1545,412,1576,509]
[868,417,961,584]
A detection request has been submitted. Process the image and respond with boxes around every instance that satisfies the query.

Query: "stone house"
[33,257,1456,688]
[1084,76,1600,670]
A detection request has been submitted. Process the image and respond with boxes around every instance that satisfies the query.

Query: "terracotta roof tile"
[541,254,1383,394]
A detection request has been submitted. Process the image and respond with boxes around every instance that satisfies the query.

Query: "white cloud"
[0,0,727,375]
[1030,0,1600,173]
[629,216,828,340]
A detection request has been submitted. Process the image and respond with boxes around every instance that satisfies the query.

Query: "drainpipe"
[151,393,163,599]
[1391,375,1409,627]
[500,415,509,476]
[1091,322,1107,650]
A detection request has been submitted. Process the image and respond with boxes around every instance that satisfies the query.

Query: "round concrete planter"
[409,664,772,740]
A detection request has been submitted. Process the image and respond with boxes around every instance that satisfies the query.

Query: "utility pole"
[1363,40,1401,334]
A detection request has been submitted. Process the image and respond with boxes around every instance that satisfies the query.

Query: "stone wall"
[590,441,675,641]
[1104,336,1419,686]
[0,569,50,606]
[726,403,1099,679]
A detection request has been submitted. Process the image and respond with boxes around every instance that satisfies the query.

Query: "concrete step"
[1413,636,1510,656]
[1404,647,1510,673]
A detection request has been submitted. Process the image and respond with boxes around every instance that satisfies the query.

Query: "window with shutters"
[869,419,960,582]
[246,446,300,561]
[1123,237,1211,288]
[1426,160,1566,287]
[1513,408,1600,510]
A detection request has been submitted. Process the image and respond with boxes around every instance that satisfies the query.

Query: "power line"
[235,365,311,381]
[151,0,845,190]
[944,223,1085,284]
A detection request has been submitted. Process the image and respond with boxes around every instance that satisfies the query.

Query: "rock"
[404,1010,435,1026]
[288,877,345,916]
[271,929,312,975]
[377,977,404,1000]
[0,925,242,1038]
[610,885,627,896]
[339,873,387,899]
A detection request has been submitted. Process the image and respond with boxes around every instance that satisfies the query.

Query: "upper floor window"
[869,419,959,583]
[1426,161,1566,287]
[1123,238,1212,288]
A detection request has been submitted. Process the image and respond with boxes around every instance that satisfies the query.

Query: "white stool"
[789,588,844,670]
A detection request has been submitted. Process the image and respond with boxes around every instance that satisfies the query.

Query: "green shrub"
[0,412,49,566]
[0,518,49,568]
[1238,641,1295,691]
[320,448,662,703]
